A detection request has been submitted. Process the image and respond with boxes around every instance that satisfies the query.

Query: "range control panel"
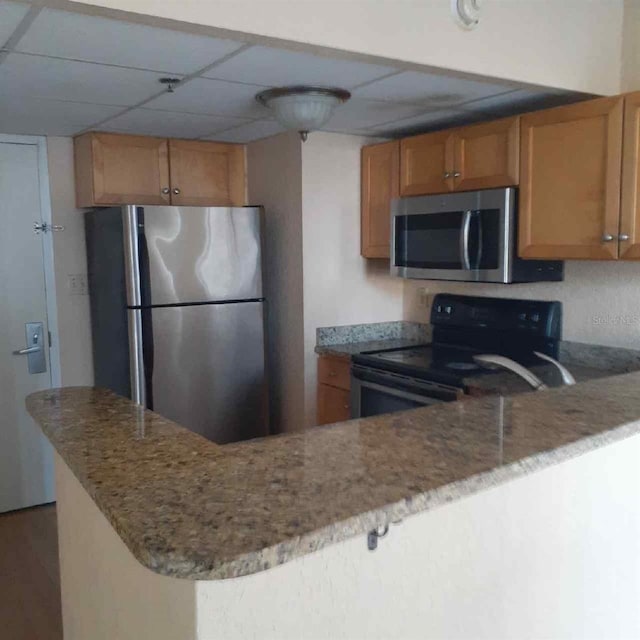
[430,293,562,339]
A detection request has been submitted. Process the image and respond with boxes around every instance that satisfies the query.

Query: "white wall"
[69,0,625,95]
[46,137,94,386]
[404,261,640,350]
[247,132,305,433]
[301,133,403,425]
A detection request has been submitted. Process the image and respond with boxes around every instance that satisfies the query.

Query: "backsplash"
[403,261,640,350]
[317,321,430,346]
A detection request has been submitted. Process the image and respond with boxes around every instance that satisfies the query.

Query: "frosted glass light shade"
[256,87,350,140]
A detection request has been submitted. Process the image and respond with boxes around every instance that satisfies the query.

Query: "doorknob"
[12,322,47,374]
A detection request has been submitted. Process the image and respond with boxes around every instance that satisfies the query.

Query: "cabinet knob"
[444,172,451,179]
[602,233,615,242]
[619,234,630,241]
[172,187,181,195]
[161,187,170,194]
[343,404,349,410]
[452,171,461,178]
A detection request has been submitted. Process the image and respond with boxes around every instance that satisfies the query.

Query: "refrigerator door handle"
[128,309,146,407]
[123,205,142,307]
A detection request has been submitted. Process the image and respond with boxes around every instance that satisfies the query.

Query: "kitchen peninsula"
[27,375,640,640]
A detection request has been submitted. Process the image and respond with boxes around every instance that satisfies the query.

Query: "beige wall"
[247,132,305,433]
[301,133,403,426]
[68,0,624,95]
[46,137,94,386]
[622,0,640,91]
[404,261,640,350]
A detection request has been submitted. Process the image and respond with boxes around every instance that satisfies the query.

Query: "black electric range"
[351,294,562,418]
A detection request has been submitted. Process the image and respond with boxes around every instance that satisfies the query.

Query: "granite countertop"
[27,373,640,581]
[315,338,428,359]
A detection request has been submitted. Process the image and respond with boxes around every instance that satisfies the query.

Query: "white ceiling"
[0,1,588,141]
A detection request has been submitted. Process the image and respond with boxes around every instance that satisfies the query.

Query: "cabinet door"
[620,91,640,260]
[519,96,624,260]
[168,139,246,206]
[361,141,399,258]
[317,384,351,425]
[400,130,453,196]
[75,132,170,207]
[452,116,519,191]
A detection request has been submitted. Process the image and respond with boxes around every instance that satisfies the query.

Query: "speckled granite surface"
[315,338,429,359]
[317,321,430,346]
[27,374,640,581]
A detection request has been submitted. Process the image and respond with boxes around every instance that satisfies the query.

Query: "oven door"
[391,187,515,283]
[350,365,461,419]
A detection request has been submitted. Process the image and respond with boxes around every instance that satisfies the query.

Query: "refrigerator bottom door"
[141,301,269,444]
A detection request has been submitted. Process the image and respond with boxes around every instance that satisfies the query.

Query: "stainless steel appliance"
[391,187,564,283]
[351,294,562,419]
[85,205,269,444]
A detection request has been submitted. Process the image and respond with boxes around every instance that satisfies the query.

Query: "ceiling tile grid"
[0,1,584,142]
[14,8,245,74]
[0,0,29,47]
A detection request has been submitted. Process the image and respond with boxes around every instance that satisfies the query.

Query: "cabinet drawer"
[317,355,351,390]
[317,384,351,425]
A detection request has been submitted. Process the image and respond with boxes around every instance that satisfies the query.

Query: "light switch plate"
[68,273,88,295]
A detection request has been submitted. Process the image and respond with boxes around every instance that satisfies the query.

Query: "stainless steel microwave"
[390,187,563,283]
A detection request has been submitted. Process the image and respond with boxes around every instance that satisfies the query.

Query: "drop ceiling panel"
[320,99,426,131]
[100,108,251,138]
[0,53,168,106]
[0,97,121,136]
[15,8,244,74]
[0,0,29,47]
[203,119,286,143]
[203,45,396,88]
[145,78,266,118]
[354,70,513,107]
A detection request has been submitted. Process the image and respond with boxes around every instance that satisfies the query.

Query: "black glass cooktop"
[352,344,493,386]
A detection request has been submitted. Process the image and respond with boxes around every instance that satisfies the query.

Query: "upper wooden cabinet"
[75,132,171,207]
[400,130,452,196]
[452,116,519,191]
[361,140,399,258]
[168,139,246,207]
[400,116,519,196]
[620,91,640,260]
[518,96,624,260]
[74,132,246,208]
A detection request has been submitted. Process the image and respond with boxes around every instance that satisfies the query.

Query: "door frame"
[0,134,61,388]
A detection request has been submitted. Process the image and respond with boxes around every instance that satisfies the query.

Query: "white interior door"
[0,140,55,513]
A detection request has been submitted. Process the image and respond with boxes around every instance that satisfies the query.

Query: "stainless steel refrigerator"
[85,205,269,444]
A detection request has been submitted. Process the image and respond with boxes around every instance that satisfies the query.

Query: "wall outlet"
[68,273,88,296]
[416,287,433,309]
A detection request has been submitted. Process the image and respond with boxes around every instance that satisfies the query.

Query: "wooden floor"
[0,504,62,640]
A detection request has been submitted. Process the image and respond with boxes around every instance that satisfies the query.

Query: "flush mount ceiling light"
[451,0,482,30]
[256,86,351,141]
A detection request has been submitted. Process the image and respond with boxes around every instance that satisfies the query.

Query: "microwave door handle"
[460,210,472,270]
[475,211,483,269]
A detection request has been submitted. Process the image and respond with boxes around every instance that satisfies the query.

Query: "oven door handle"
[460,210,472,270]
[357,378,443,406]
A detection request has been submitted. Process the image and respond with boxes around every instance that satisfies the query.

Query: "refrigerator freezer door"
[134,205,263,306]
[142,301,269,444]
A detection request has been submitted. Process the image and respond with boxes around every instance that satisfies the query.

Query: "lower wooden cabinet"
[317,355,351,425]
[317,384,351,426]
